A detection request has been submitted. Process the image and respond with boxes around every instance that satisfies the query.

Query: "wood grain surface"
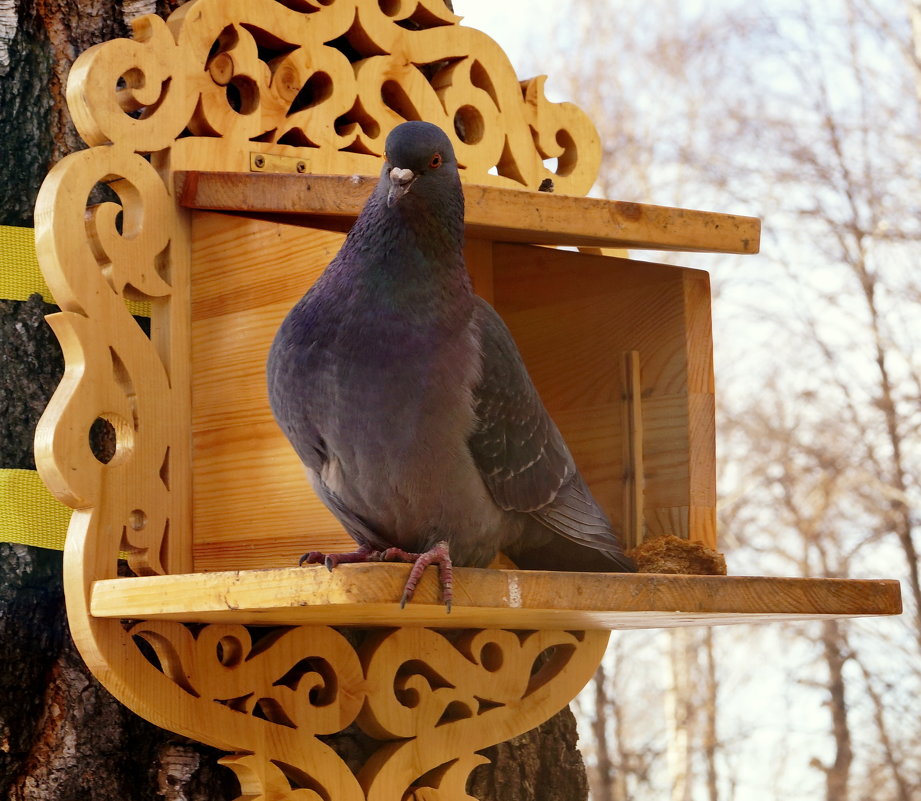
[176,171,762,254]
[91,566,902,629]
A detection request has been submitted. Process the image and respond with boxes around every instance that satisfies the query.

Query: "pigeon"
[266,120,635,610]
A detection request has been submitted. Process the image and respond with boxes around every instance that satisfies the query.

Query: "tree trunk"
[855,656,912,801]
[0,2,593,798]
[590,662,616,801]
[702,629,719,801]
[813,620,853,801]
[665,629,694,801]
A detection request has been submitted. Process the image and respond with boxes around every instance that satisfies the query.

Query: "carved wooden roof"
[71,0,601,193]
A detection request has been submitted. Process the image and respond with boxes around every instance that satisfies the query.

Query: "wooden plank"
[491,245,715,541]
[175,171,761,254]
[189,213,353,568]
[621,351,645,550]
[91,566,902,630]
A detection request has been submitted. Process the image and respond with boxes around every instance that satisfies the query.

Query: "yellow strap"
[1,225,153,551]
[0,226,67,549]
[0,469,70,551]
[0,225,54,302]
[0,224,151,316]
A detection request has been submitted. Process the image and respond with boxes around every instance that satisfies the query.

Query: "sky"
[454,0,552,73]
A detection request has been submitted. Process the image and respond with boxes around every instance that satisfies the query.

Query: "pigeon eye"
[429,153,443,169]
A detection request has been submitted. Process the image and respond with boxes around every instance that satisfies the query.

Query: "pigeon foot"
[299,544,381,571]
[381,540,454,612]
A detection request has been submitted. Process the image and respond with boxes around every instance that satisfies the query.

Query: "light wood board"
[175,171,761,253]
[91,566,902,630]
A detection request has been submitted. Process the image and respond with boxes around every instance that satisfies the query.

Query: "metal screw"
[254,155,266,169]
[296,161,307,173]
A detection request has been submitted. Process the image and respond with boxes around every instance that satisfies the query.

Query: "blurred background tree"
[474,0,921,798]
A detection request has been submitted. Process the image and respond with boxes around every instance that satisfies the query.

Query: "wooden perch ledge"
[90,565,901,630]
[175,171,762,254]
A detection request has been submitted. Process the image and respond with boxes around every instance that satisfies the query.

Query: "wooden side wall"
[491,245,716,547]
[189,213,715,571]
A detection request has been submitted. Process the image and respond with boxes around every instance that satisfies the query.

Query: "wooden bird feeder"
[33,1,901,799]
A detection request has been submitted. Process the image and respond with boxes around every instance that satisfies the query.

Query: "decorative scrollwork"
[34,143,190,577]
[132,622,365,734]
[126,621,609,801]
[67,0,601,194]
[358,627,608,801]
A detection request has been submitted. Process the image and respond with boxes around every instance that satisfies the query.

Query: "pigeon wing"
[468,298,628,558]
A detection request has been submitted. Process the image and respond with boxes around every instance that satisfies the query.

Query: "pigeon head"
[383,121,459,208]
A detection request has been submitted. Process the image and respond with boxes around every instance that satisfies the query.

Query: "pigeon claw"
[391,540,454,613]
[298,550,325,567]
[299,541,454,612]
[298,545,377,572]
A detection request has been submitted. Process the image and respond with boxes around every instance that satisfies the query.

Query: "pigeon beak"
[387,167,416,207]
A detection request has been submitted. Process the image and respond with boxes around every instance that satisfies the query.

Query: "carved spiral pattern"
[128,621,609,801]
[68,0,601,193]
[34,143,188,577]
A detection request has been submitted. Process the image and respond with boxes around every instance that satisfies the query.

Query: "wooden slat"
[621,350,645,550]
[175,171,761,254]
[91,567,901,630]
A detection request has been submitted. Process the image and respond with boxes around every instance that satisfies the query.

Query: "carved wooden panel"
[71,0,601,193]
[127,620,609,800]
[34,144,194,579]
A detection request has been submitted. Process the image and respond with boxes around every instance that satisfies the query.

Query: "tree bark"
[590,662,616,801]
[702,629,719,801]
[0,1,593,798]
[665,629,694,801]
[812,620,853,801]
